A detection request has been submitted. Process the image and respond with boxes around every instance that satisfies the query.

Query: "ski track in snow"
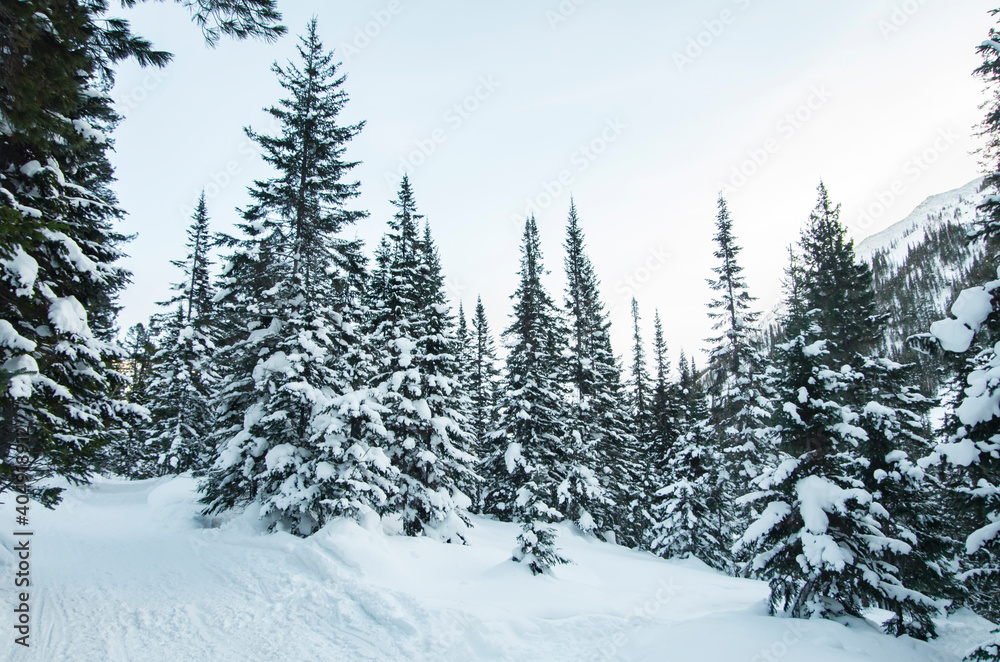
[0,476,993,661]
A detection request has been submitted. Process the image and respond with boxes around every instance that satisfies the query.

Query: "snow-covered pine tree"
[917,17,1000,658]
[482,216,574,566]
[144,193,217,475]
[367,177,476,541]
[649,349,734,573]
[0,2,171,504]
[703,195,775,549]
[100,322,158,478]
[469,296,501,510]
[202,21,394,535]
[649,312,680,449]
[704,194,774,473]
[628,298,654,438]
[798,183,882,365]
[561,202,639,543]
[644,311,682,501]
[512,519,572,576]
[456,300,473,394]
[738,185,941,632]
[857,354,957,639]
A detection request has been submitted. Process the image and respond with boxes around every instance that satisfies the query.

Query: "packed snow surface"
[0,476,994,661]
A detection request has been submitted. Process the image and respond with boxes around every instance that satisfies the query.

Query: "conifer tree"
[0,1,172,504]
[798,183,881,364]
[649,351,734,573]
[202,21,393,535]
[367,179,476,541]
[918,18,1000,658]
[644,311,682,506]
[628,298,653,436]
[482,216,576,565]
[561,202,638,543]
[739,185,944,635]
[144,194,217,474]
[704,195,775,539]
[469,295,501,510]
[649,311,679,451]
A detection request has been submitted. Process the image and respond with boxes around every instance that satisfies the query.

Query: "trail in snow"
[0,477,994,661]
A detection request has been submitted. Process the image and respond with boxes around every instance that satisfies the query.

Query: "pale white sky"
[109,0,993,370]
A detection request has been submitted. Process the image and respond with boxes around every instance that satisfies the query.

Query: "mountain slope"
[763,179,991,389]
[0,476,993,661]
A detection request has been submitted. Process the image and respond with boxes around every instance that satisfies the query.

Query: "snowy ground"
[0,476,994,661]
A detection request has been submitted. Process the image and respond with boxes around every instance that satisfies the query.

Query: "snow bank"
[0,477,992,661]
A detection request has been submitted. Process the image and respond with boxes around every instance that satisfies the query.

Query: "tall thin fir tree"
[703,194,775,542]
[561,201,639,543]
[469,296,501,510]
[144,193,217,475]
[646,311,682,477]
[628,298,654,437]
[202,21,394,535]
[482,216,573,573]
[642,311,673,545]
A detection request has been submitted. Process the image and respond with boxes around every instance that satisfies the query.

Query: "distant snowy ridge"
[761,178,987,340]
[855,177,985,267]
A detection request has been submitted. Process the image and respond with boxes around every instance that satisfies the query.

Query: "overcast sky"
[108,0,993,370]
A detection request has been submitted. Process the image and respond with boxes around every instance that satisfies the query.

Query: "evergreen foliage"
[144,193,217,475]
[366,177,476,541]
[201,21,393,535]
[512,520,571,576]
[561,202,639,543]
[0,0,167,504]
[482,216,589,556]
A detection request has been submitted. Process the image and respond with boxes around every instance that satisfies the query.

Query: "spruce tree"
[482,216,575,565]
[704,195,775,541]
[644,311,682,510]
[144,194,217,475]
[919,17,1000,658]
[202,21,393,535]
[797,183,881,364]
[561,201,638,543]
[367,178,476,541]
[0,1,170,504]
[649,351,734,573]
[469,296,501,509]
[739,186,944,634]
[649,311,680,452]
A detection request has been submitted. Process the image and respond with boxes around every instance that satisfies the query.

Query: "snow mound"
[0,477,992,661]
